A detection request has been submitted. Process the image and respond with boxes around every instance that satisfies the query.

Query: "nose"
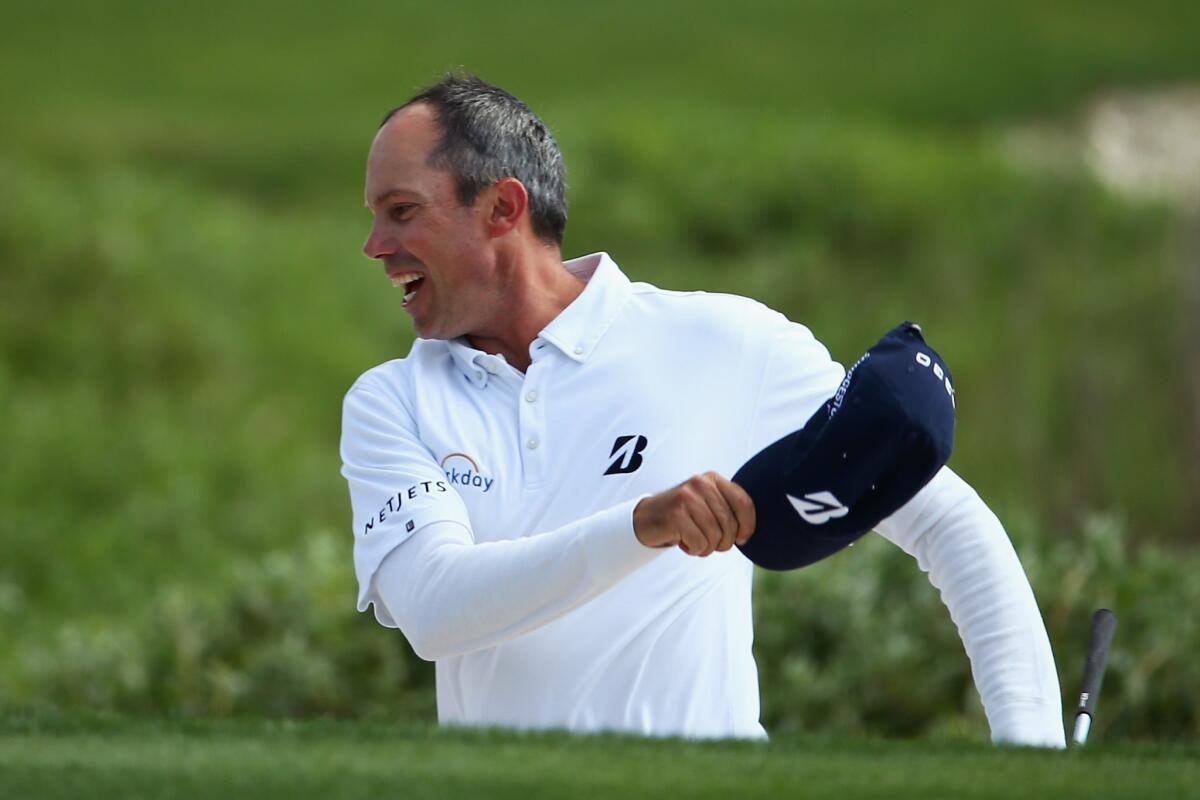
[362,222,396,260]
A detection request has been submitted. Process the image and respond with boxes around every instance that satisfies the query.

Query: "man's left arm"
[874,467,1065,748]
[749,311,1064,748]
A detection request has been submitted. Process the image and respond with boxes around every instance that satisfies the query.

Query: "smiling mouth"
[388,271,426,306]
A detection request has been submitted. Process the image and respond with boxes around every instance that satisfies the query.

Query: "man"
[341,74,1065,745]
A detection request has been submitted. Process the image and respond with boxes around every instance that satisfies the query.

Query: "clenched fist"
[633,472,756,556]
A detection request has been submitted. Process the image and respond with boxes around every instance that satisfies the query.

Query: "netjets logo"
[787,491,850,525]
[604,435,648,476]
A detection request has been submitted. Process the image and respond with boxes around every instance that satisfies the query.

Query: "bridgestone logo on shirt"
[604,435,648,475]
[362,480,448,536]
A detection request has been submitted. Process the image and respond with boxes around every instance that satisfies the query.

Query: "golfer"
[340,73,1065,746]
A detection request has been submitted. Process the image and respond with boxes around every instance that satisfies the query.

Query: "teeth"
[389,271,423,288]
[396,273,423,307]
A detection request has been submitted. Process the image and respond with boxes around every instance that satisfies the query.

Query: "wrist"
[632,496,650,546]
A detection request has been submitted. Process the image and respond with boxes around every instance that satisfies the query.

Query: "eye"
[389,203,416,222]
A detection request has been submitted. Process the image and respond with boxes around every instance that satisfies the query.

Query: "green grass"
[2,715,1197,800]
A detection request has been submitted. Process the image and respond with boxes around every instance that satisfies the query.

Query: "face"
[363,103,499,340]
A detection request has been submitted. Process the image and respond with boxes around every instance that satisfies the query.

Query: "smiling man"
[340,74,1065,745]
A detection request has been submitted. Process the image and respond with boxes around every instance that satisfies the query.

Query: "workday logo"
[440,452,496,493]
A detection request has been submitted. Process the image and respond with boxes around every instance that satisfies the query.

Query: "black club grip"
[1077,608,1118,717]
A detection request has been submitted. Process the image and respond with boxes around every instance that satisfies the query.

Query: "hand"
[633,472,756,556]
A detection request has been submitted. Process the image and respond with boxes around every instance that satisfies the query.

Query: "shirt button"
[527,438,539,450]
[573,346,584,355]
[525,390,538,403]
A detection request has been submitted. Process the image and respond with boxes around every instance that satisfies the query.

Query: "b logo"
[604,435,648,476]
[787,491,850,525]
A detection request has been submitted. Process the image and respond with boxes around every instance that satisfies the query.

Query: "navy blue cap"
[734,322,956,571]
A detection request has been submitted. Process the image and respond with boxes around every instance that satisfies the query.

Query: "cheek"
[416,218,464,260]
[401,225,434,254]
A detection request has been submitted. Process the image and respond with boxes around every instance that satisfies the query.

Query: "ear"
[484,177,529,238]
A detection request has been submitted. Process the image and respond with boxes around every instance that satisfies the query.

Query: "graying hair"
[382,73,568,245]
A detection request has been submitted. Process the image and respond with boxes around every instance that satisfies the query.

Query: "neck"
[467,247,584,372]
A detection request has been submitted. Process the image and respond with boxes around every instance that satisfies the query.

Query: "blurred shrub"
[5,517,1197,740]
[0,158,377,628]
[7,533,432,721]
[755,513,1200,740]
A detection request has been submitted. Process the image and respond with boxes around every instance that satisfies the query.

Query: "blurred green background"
[2,0,1198,740]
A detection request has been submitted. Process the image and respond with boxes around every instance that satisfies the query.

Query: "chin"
[413,321,452,341]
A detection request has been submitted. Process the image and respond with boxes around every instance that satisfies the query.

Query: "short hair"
[382,73,567,246]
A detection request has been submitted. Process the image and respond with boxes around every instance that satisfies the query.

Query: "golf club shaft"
[1073,608,1117,745]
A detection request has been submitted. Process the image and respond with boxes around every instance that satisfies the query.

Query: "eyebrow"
[366,189,415,211]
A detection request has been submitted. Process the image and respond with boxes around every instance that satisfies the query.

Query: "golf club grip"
[1077,608,1117,716]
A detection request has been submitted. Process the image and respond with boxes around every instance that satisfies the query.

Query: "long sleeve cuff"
[989,700,1069,748]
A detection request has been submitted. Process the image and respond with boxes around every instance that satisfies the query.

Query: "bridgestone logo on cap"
[830,353,869,419]
[787,491,850,525]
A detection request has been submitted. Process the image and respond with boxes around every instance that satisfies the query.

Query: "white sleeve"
[874,467,1066,748]
[374,498,658,661]
[748,315,1064,747]
[747,311,846,452]
[340,382,473,624]
[341,380,660,658]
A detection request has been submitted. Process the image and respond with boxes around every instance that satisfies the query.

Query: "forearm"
[875,468,1065,747]
[373,496,660,660]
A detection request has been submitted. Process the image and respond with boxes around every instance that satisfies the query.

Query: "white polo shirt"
[341,252,1065,744]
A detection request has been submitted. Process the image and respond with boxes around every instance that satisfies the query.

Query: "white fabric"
[875,470,1066,746]
[340,251,1064,745]
[373,500,657,660]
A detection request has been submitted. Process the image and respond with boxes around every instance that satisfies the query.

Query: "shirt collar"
[446,340,504,388]
[444,252,631,387]
[538,252,631,363]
